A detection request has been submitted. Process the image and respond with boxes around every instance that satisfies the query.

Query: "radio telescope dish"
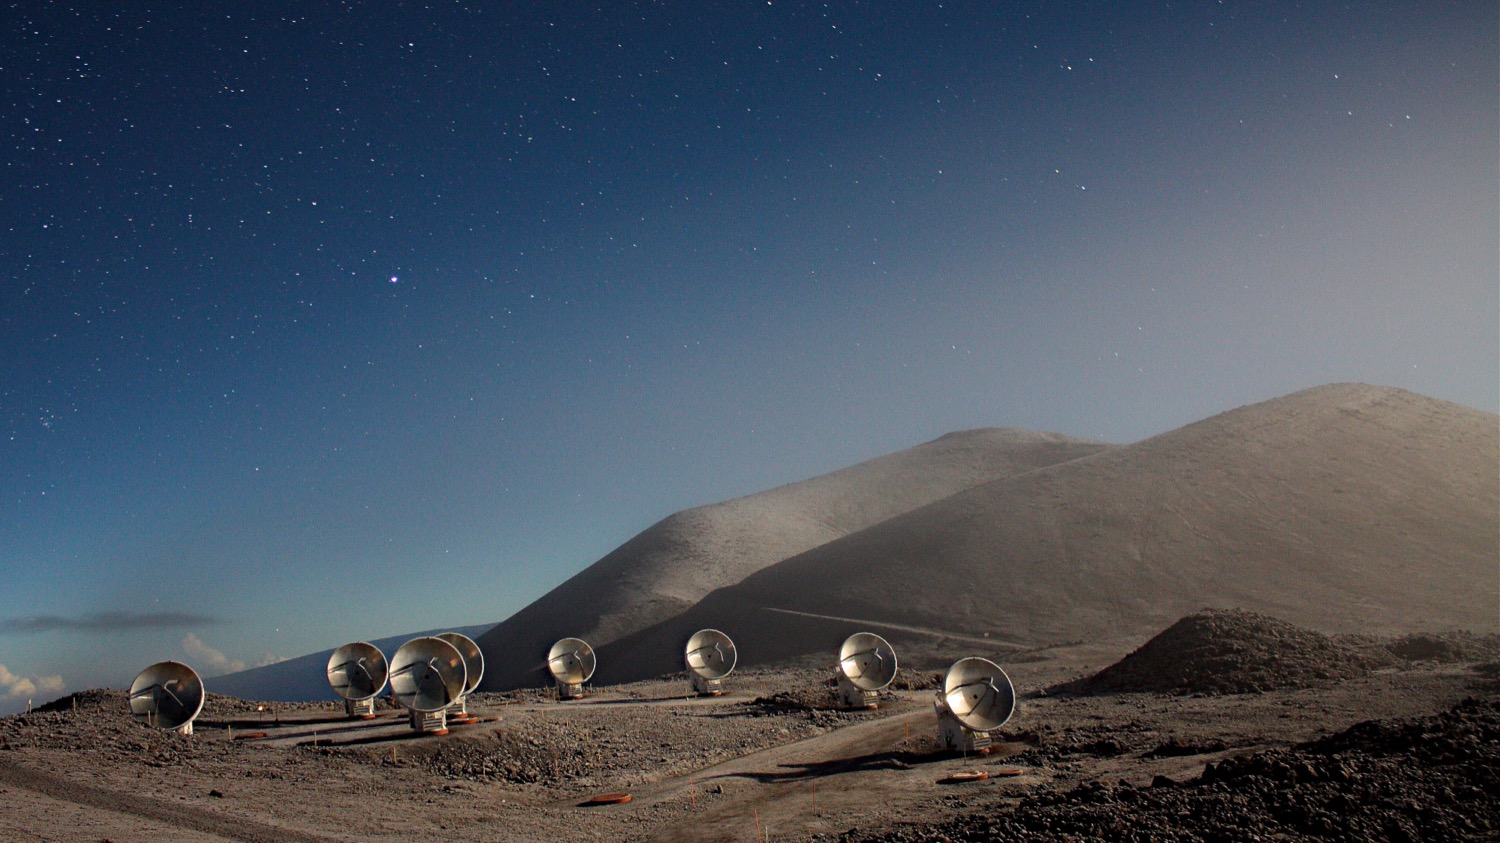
[943,657,1014,731]
[685,629,736,696]
[389,637,466,734]
[437,632,484,696]
[935,657,1015,753]
[837,632,898,708]
[436,632,484,722]
[129,661,205,735]
[547,638,595,700]
[326,642,388,718]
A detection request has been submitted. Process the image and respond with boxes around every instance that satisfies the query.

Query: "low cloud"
[256,652,286,668]
[181,633,246,677]
[0,663,63,701]
[0,612,219,634]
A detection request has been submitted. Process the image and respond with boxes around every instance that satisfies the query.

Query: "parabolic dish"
[942,657,1015,732]
[389,637,467,713]
[128,661,205,731]
[684,628,737,680]
[437,632,485,696]
[326,642,389,702]
[547,637,596,684]
[839,632,899,691]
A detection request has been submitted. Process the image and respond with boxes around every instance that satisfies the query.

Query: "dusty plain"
[3,620,1496,842]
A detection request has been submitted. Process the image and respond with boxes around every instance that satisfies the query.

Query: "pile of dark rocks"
[1385,631,1500,664]
[830,696,1500,842]
[1062,608,1380,696]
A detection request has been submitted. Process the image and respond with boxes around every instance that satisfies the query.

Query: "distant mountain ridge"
[216,428,1108,701]
[210,623,492,703]
[593,384,1499,683]
[217,384,1499,701]
[472,427,1111,690]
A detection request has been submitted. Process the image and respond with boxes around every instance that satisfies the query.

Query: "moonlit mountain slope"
[474,429,1109,689]
[595,384,1499,683]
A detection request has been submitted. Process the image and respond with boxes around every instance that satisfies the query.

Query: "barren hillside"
[475,429,1109,690]
[597,384,1499,683]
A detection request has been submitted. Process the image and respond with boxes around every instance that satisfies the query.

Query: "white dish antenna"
[389,636,467,734]
[934,657,1015,753]
[326,642,388,719]
[547,638,596,700]
[685,629,736,696]
[129,661,205,735]
[437,631,484,722]
[837,632,898,709]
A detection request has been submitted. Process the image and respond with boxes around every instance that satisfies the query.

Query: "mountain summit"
[474,428,1109,690]
[590,384,1497,683]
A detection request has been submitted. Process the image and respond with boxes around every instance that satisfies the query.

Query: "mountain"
[473,429,1111,690]
[212,384,1499,698]
[593,384,1500,683]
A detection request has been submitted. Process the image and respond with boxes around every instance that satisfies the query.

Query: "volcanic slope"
[475,429,1109,690]
[597,384,1500,683]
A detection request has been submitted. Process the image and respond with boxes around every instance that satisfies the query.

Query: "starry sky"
[1,1,1495,712]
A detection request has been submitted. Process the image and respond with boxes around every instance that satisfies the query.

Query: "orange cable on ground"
[938,769,989,784]
[580,792,632,806]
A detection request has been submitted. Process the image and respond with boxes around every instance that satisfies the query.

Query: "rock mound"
[1067,609,1374,696]
[852,697,1500,842]
[1387,631,1500,663]
[31,688,125,714]
[1471,662,1500,692]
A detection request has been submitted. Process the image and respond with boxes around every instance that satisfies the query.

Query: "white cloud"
[256,652,286,668]
[181,634,246,676]
[0,663,62,701]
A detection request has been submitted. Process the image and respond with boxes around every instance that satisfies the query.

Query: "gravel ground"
[2,622,1495,842]
[828,696,1500,842]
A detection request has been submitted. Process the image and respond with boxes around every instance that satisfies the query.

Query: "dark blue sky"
[2,1,1495,709]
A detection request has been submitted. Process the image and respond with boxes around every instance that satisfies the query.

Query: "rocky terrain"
[838,696,1500,842]
[3,611,1496,842]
